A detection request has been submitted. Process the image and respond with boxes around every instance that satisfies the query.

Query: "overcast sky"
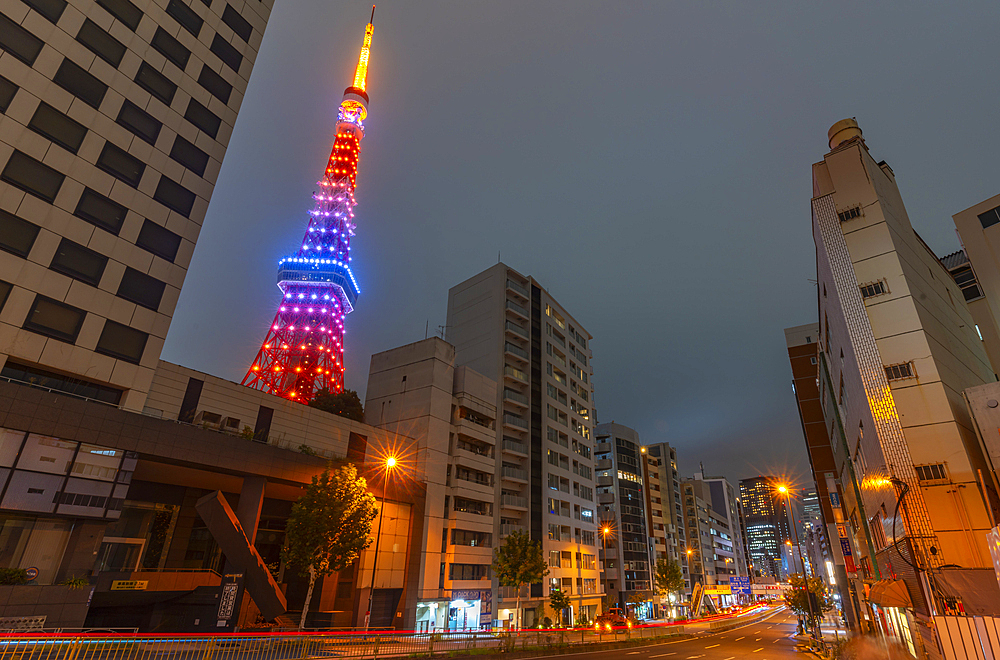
[161,1,1000,486]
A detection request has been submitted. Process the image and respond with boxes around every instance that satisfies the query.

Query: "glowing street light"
[365,455,398,630]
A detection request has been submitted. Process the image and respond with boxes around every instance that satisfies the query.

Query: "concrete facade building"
[643,442,687,612]
[738,476,791,580]
[364,337,499,631]
[593,422,651,617]
[811,118,999,653]
[1,0,274,410]
[688,471,747,579]
[952,193,1000,377]
[445,263,601,626]
[681,473,744,605]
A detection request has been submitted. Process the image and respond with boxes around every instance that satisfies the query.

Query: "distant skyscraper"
[1,0,276,410]
[446,263,602,626]
[244,10,374,402]
[738,476,790,579]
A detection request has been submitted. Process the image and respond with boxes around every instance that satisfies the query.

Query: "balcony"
[500,494,528,510]
[502,439,528,456]
[596,475,613,487]
[503,414,528,430]
[597,492,615,505]
[595,458,612,471]
[504,342,529,361]
[502,466,528,482]
[595,442,612,455]
[500,523,527,538]
[503,389,528,408]
[505,321,529,340]
[506,279,529,298]
[504,366,528,383]
[506,300,529,319]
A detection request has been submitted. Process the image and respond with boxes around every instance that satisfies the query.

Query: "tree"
[784,573,834,631]
[654,557,685,604]
[492,530,549,629]
[282,463,377,629]
[309,388,365,422]
[549,588,571,627]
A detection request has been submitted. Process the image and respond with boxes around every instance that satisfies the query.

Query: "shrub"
[59,576,89,589]
[0,568,29,585]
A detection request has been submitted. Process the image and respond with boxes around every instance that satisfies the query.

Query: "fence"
[0,607,775,660]
[936,615,1000,660]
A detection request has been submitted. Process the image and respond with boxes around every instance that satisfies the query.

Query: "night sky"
[161,1,1000,486]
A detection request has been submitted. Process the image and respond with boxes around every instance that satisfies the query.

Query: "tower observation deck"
[243,8,375,402]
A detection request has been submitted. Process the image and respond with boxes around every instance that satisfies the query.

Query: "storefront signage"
[24,567,38,582]
[705,585,732,595]
[216,573,244,628]
[836,523,857,573]
[110,580,148,590]
[830,492,840,508]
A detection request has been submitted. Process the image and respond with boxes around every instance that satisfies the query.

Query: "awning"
[868,580,912,609]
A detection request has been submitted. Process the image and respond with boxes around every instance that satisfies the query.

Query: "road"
[454,609,803,660]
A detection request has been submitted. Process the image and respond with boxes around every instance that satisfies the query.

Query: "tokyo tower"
[243,8,375,402]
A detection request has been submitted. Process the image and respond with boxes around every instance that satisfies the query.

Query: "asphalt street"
[475,609,803,660]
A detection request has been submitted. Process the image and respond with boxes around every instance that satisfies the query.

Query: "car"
[594,608,633,632]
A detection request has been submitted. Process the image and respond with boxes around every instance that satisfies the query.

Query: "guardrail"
[0,606,778,660]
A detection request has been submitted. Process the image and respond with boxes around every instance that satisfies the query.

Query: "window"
[548,524,560,541]
[23,295,86,342]
[449,563,488,581]
[22,0,67,23]
[96,142,145,187]
[28,102,87,153]
[151,27,190,69]
[915,464,948,483]
[0,13,44,65]
[2,151,64,202]
[0,75,18,112]
[95,320,147,363]
[222,5,253,41]
[169,136,209,176]
[96,0,142,30]
[451,529,491,547]
[582,553,595,570]
[549,550,560,567]
[978,206,1000,230]
[166,0,202,36]
[135,62,176,105]
[198,65,232,103]
[884,362,915,382]
[75,188,127,234]
[116,267,165,310]
[76,19,126,66]
[0,280,11,311]
[185,98,221,138]
[116,100,161,145]
[153,176,196,217]
[50,238,107,286]
[53,59,108,109]
[548,473,559,491]
[0,209,40,258]
[210,34,242,72]
[838,206,861,222]
[136,219,181,261]
[2,360,122,403]
[859,280,887,299]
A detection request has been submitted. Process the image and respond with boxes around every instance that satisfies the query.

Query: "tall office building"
[951,194,1000,377]
[593,422,652,617]
[446,263,601,626]
[1,0,275,410]
[738,476,790,579]
[643,441,687,611]
[812,119,997,653]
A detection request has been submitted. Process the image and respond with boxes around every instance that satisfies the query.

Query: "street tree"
[549,588,571,627]
[654,557,685,609]
[282,463,377,629]
[784,573,834,631]
[492,530,548,629]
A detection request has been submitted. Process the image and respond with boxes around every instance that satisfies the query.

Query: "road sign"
[729,576,751,594]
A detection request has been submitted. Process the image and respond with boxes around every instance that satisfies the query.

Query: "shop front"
[416,590,491,631]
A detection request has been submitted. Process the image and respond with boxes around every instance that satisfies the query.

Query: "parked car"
[594,608,634,632]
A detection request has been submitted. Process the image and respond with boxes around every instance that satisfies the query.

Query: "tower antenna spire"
[370,5,375,24]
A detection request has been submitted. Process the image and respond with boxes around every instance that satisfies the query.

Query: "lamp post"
[365,456,396,630]
[601,526,611,607]
[777,484,816,640]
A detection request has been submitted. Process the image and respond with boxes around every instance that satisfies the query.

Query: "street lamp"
[776,484,816,640]
[365,455,397,630]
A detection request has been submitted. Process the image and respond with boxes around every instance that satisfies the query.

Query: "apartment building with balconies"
[446,263,600,627]
[642,442,687,612]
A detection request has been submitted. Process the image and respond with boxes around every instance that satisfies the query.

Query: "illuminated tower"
[243,9,375,402]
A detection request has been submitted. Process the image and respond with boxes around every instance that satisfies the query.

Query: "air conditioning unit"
[194,411,222,428]
[221,417,241,432]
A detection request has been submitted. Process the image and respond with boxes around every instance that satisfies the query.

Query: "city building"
[811,118,999,654]
[681,473,744,606]
[445,263,601,626]
[243,10,374,402]
[688,470,747,579]
[643,441,687,615]
[784,324,861,629]
[951,193,1000,376]
[364,337,499,631]
[738,476,790,580]
[1,0,275,411]
[593,422,652,617]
